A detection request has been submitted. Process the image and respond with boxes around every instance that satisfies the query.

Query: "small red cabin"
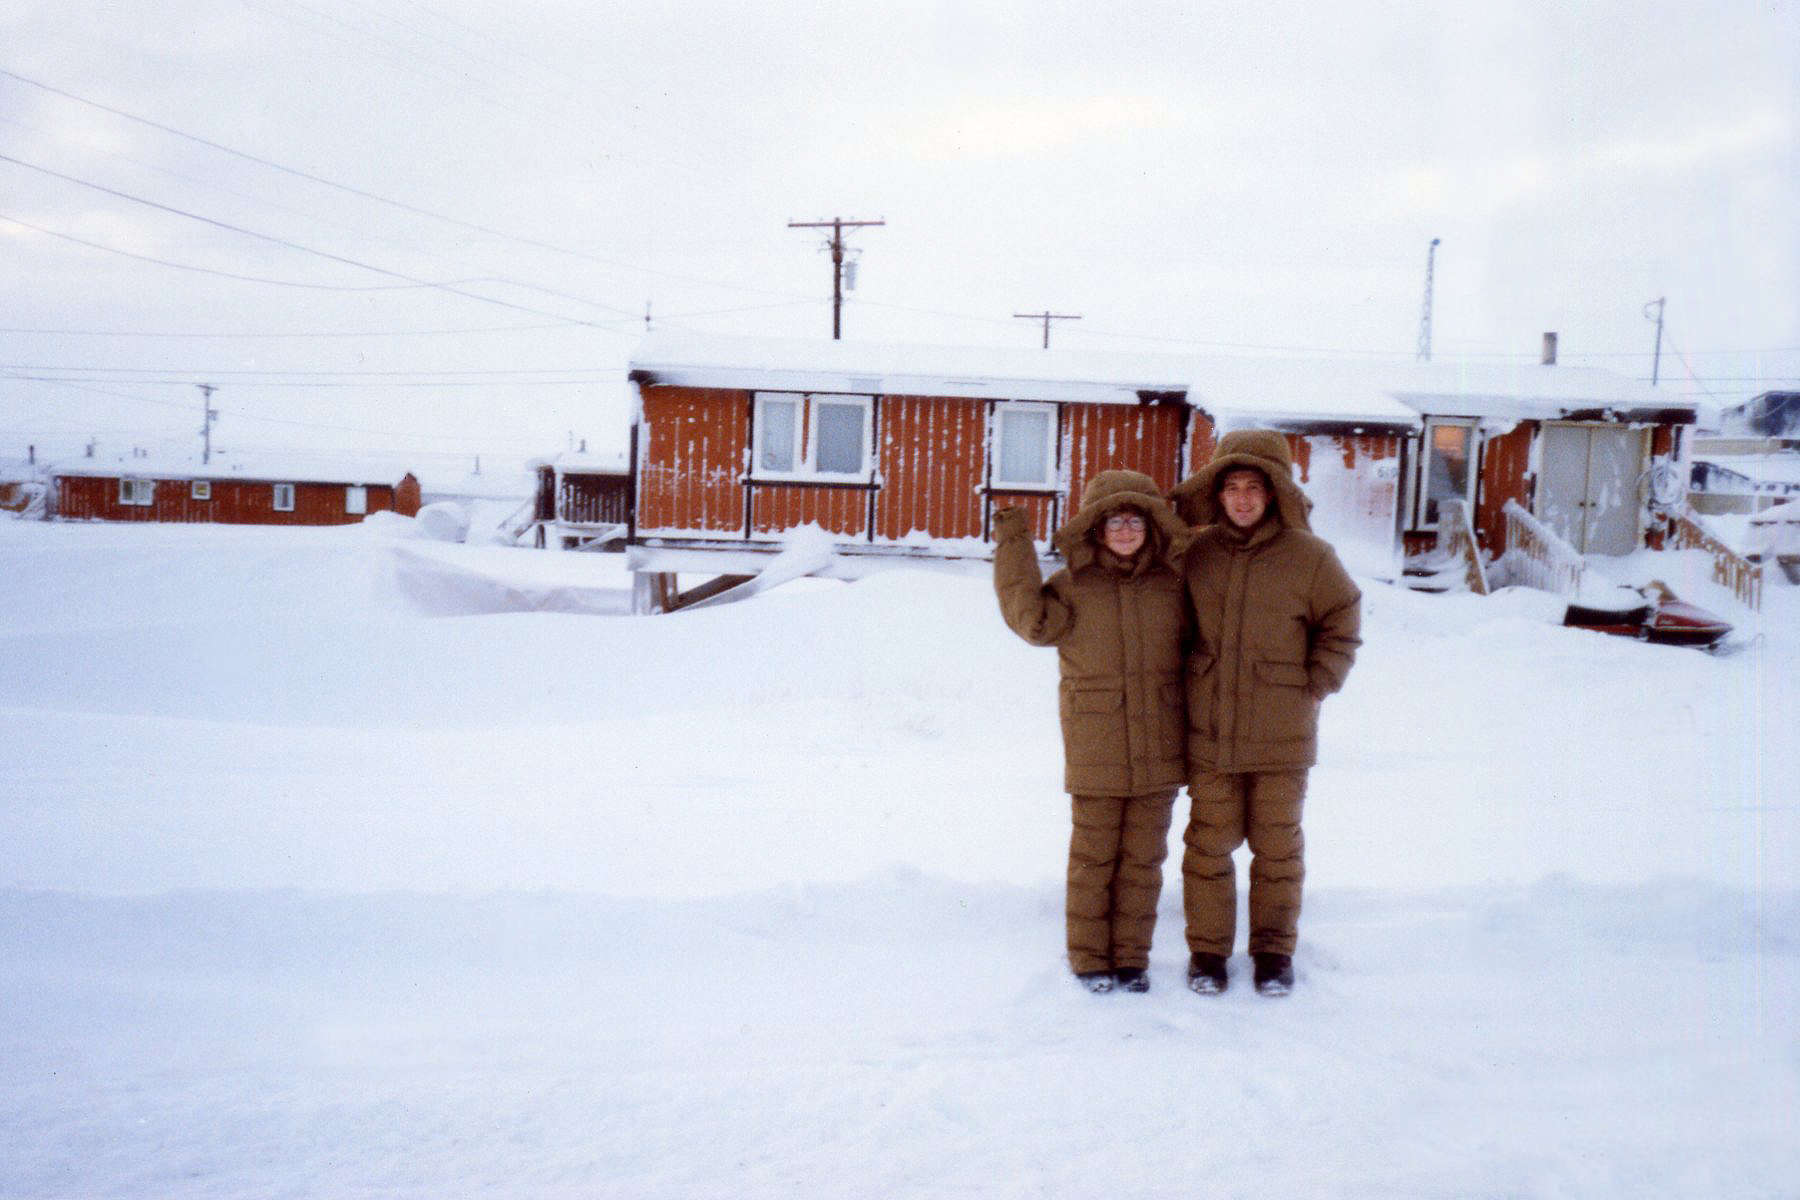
[623,334,1697,606]
[50,456,421,525]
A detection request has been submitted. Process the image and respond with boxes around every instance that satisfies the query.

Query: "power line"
[0,298,812,340]
[3,372,620,389]
[0,111,496,268]
[244,0,720,186]
[0,321,574,339]
[2,363,624,377]
[1,372,611,441]
[0,212,473,292]
[0,65,808,302]
[1645,376,1800,383]
[382,0,752,168]
[0,151,642,329]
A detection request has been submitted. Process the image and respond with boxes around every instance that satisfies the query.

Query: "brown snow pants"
[1066,790,1176,975]
[1181,769,1308,957]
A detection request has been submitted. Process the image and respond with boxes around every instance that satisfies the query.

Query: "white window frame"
[272,483,296,512]
[344,485,368,515]
[119,477,154,507]
[750,391,874,483]
[1412,417,1479,529]
[190,480,211,501]
[990,401,1059,490]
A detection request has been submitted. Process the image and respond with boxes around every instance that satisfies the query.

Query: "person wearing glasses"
[1168,431,1361,997]
[992,470,1192,994]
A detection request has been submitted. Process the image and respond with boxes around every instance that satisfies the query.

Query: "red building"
[50,456,421,525]
[622,334,1699,609]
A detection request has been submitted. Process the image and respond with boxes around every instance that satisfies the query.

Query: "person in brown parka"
[992,469,1191,995]
[1167,430,1361,997]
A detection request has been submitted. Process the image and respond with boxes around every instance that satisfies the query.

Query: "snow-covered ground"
[1,519,1795,1199]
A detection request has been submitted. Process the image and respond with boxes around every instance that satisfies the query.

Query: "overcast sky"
[3,0,1795,474]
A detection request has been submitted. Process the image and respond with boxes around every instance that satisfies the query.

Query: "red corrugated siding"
[637,386,748,533]
[1476,422,1535,551]
[987,490,1058,540]
[750,485,871,536]
[1065,403,1185,501]
[634,384,1191,548]
[1186,413,1218,479]
[875,395,985,541]
[560,475,631,525]
[55,476,396,524]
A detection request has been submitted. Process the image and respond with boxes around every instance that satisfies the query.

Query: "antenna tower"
[1416,238,1441,362]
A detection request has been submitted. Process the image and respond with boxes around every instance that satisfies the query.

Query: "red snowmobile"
[1561,580,1734,649]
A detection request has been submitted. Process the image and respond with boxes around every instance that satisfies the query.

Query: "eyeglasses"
[1104,515,1146,531]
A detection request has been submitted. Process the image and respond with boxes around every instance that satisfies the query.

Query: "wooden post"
[631,571,679,615]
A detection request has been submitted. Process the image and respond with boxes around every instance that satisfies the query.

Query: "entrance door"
[1538,424,1644,554]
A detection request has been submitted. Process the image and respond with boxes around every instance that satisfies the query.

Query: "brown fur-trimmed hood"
[1054,469,1191,571]
[1169,429,1312,532]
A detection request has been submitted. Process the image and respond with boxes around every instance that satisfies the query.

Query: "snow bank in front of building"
[0,519,1794,1198]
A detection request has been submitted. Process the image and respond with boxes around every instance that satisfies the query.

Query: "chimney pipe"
[1541,332,1558,365]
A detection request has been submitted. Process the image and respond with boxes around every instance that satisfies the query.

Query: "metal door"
[1537,424,1644,554]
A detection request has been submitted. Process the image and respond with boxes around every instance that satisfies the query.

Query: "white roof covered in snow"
[49,453,416,486]
[529,449,629,475]
[630,334,1692,429]
[1382,360,1690,423]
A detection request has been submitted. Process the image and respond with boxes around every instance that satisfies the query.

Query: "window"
[752,392,873,481]
[344,485,368,515]
[756,395,800,473]
[1416,419,1477,527]
[992,402,1057,488]
[119,478,153,506]
[273,483,296,512]
[191,480,211,501]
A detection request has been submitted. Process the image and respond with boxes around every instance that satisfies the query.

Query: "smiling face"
[1217,468,1272,529]
[1100,508,1148,559]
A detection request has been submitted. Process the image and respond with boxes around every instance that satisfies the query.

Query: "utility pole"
[1644,297,1666,385]
[787,217,884,339]
[1014,311,1081,349]
[1416,237,1440,362]
[197,383,217,464]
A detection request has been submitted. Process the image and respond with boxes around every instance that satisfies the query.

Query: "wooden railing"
[1500,500,1588,598]
[1670,507,1763,611]
[1436,499,1490,595]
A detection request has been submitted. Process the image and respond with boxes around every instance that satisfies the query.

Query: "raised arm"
[992,507,1075,647]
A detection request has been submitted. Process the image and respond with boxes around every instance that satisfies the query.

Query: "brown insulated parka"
[993,470,1192,797]
[1168,431,1362,772]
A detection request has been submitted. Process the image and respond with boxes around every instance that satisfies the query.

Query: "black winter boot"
[1252,953,1294,996]
[1186,952,1228,995]
[1113,967,1149,993]
[1076,969,1116,994]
